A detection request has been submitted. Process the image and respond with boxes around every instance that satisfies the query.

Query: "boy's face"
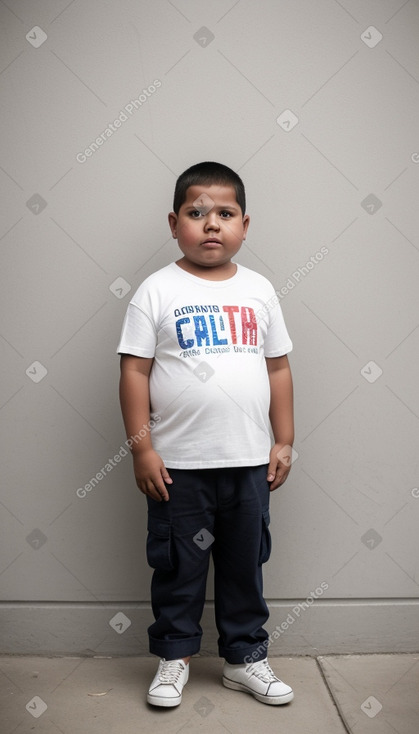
[168,184,249,273]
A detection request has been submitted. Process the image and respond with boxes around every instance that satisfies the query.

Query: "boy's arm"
[266,355,294,491]
[119,354,172,502]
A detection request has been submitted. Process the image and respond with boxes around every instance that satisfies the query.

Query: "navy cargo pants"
[146,464,272,664]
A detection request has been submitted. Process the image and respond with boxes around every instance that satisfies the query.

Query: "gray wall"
[1,0,418,656]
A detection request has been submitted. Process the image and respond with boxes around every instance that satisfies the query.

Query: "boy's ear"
[168,212,178,239]
[242,214,250,240]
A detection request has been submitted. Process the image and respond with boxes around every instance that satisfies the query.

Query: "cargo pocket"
[258,509,272,565]
[146,517,175,572]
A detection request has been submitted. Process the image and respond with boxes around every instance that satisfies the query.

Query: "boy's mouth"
[201,238,222,246]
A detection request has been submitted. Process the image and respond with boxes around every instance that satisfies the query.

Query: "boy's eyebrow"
[184,203,240,211]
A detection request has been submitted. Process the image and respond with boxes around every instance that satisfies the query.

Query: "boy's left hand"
[267,443,294,491]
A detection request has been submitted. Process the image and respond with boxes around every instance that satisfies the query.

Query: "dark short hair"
[173,161,246,215]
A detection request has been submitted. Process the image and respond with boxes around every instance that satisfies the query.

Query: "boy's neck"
[175,257,237,281]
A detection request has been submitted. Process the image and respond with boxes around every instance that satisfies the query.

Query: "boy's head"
[168,162,250,276]
[173,161,246,216]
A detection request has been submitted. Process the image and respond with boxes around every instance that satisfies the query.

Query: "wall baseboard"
[1,600,417,656]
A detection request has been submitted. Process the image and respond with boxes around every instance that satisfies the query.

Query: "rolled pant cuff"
[149,634,201,660]
[219,643,269,665]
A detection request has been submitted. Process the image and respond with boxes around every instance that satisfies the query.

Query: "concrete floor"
[1,654,418,734]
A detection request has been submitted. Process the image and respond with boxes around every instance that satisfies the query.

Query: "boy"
[117,162,294,707]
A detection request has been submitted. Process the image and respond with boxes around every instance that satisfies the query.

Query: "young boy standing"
[118,162,295,707]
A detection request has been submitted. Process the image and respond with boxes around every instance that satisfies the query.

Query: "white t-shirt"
[117,262,292,469]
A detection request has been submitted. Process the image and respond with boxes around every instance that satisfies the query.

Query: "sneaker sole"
[147,693,182,707]
[222,676,294,705]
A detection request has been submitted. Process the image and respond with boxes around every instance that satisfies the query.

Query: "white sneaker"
[223,659,294,705]
[147,658,189,707]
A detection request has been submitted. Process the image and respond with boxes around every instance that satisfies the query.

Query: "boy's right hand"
[132,449,173,502]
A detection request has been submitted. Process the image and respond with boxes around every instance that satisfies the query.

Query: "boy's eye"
[189,209,233,218]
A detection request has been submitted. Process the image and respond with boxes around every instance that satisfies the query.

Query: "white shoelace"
[158,659,184,684]
[246,659,280,683]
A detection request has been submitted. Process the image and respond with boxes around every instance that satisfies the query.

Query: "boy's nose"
[204,213,220,230]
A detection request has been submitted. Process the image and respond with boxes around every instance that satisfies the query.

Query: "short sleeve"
[263,295,293,357]
[117,302,157,357]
